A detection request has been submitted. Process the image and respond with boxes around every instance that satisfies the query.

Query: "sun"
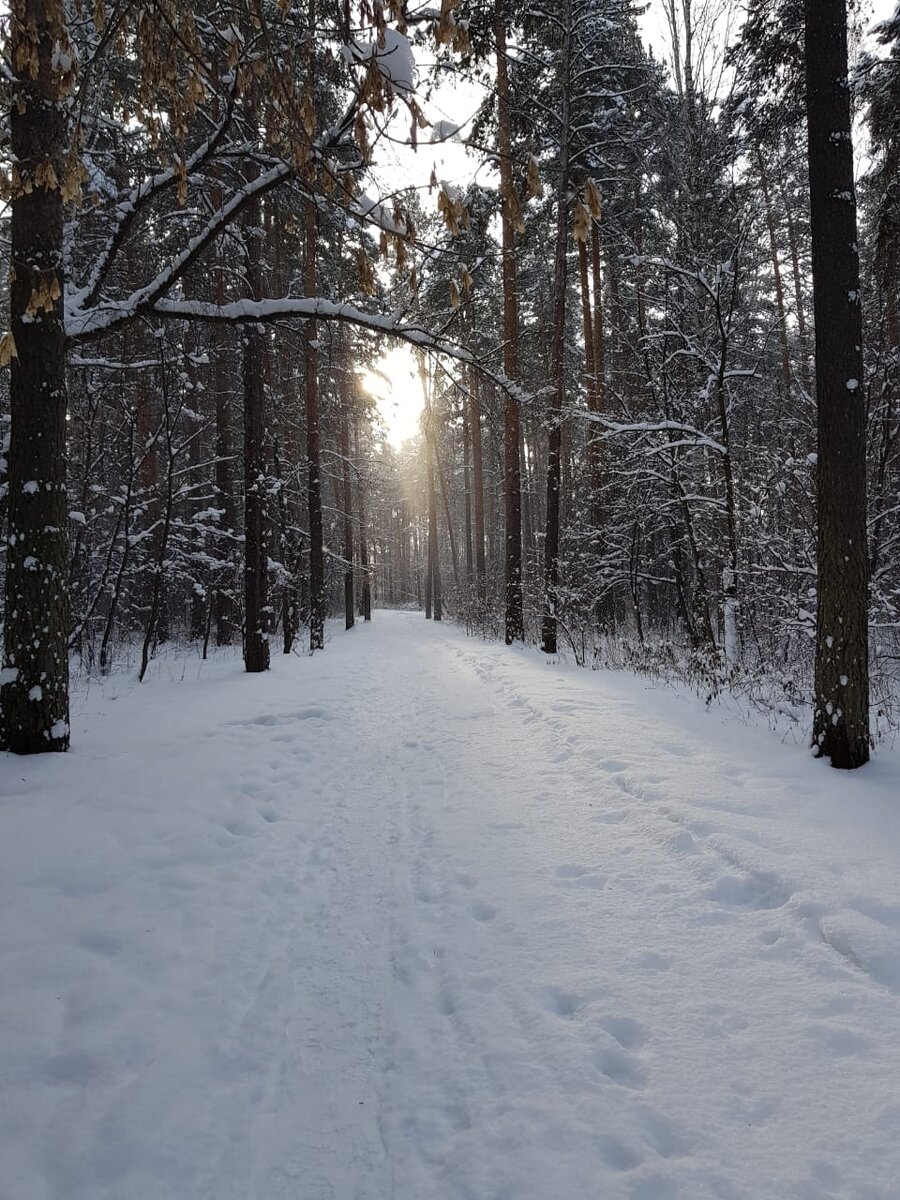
[361,345,426,448]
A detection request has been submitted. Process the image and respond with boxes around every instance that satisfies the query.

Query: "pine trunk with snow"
[805,0,871,768]
[305,194,325,653]
[241,91,270,676]
[540,0,573,657]
[1,0,71,753]
[494,0,525,646]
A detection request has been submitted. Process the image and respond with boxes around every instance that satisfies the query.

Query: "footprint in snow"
[76,930,121,957]
[541,986,582,1018]
[437,988,456,1017]
[805,1023,875,1058]
[44,1050,101,1086]
[470,900,497,924]
[595,1043,647,1089]
[599,1016,647,1050]
[222,818,257,838]
[662,742,694,758]
[669,830,699,855]
[628,1172,680,1199]
[598,1134,644,1172]
[642,1111,692,1159]
[556,865,606,891]
[631,950,671,973]
[591,809,626,824]
[706,872,792,912]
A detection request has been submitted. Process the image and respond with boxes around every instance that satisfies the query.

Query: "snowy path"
[4,612,900,1199]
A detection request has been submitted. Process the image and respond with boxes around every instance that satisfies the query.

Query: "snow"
[430,119,461,142]
[345,28,416,94]
[3,611,900,1198]
[352,192,408,237]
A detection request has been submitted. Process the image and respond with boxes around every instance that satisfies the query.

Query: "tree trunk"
[212,218,236,646]
[756,145,793,406]
[424,385,443,621]
[354,416,372,620]
[495,0,524,643]
[541,5,572,655]
[2,0,71,752]
[241,90,270,674]
[469,363,487,600]
[805,0,870,767]
[590,222,607,430]
[305,194,325,651]
[304,0,324,651]
[463,407,474,586]
[578,237,603,524]
[341,358,355,631]
[782,173,813,396]
[436,441,461,590]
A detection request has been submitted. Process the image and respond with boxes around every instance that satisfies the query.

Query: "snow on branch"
[342,28,416,95]
[574,414,727,455]
[69,90,238,314]
[66,162,293,339]
[68,294,528,406]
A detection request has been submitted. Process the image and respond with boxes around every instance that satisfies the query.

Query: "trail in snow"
[3,611,900,1200]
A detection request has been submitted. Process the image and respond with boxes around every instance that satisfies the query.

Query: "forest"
[1,0,899,768]
[6,2,900,1196]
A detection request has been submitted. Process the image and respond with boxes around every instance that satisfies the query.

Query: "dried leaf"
[573,201,591,244]
[0,332,19,366]
[584,179,602,220]
[526,154,543,200]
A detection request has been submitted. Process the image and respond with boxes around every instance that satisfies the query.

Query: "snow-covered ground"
[3,611,900,1200]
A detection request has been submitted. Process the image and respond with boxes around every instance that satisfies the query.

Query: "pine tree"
[1,0,73,752]
[805,0,870,767]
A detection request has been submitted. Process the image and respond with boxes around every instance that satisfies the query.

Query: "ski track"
[3,611,900,1199]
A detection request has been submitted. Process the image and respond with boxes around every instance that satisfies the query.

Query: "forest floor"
[3,611,900,1199]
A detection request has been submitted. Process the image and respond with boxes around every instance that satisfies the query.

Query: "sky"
[367,0,897,448]
[361,347,426,446]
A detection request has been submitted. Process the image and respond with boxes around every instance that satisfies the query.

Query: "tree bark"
[354,416,372,620]
[541,2,572,655]
[212,209,236,646]
[340,355,355,631]
[305,193,325,651]
[755,145,793,406]
[781,173,813,396]
[463,408,474,586]
[805,0,870,767]
[424,370,443,621]
[469,364,487,600]
[304,2,324,650]
[241,89,270,674]
[2,0,71,752]
[494,0,524,643]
